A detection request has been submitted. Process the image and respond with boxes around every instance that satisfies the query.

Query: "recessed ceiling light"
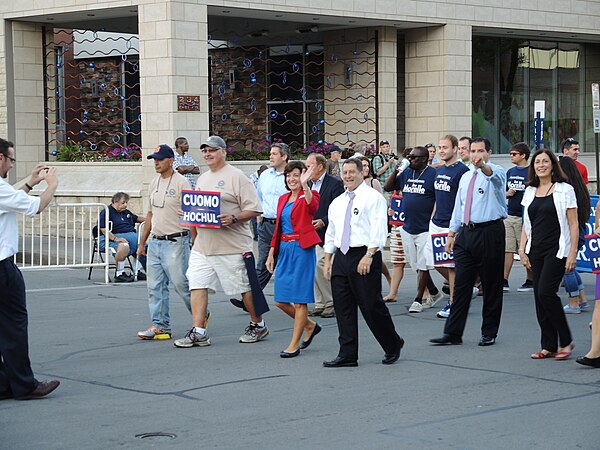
[87,13,95,17]
[312,17,320,21]
[275,14,283,18]
[222,10,230,13]
[46,17,54,21]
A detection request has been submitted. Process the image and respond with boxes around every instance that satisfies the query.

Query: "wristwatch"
[231,214,238,224]
[365,251,375,258]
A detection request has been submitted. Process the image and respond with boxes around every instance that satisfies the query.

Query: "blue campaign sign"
[431,233,454,266]
[180,190,221,228]
[582,234,600,274]
[389,195,405,226]
[575,194,598,273]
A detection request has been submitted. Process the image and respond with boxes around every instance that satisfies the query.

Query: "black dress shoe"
[576,356,600,368]
[280,349,300,358]
[323,356,358,368]
[382,338,404,365]
[230,298,248,312]
[17,380,60,400]
[0,390,13,400]
[430,334,463,345]
[478,335,496,346]
[136,271,147,281]
[300,323,322,349]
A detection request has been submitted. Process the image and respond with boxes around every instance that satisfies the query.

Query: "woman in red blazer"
[266,161,322,358]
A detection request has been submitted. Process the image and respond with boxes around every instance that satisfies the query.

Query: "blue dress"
[273,202,316,304]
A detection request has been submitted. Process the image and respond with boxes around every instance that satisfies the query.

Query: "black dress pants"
[0,258,37,398]
[528,248,572,351]
[331,247,401,360]
[444,221,505,339]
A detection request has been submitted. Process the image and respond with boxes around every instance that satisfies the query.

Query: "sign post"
[593,83,600,194]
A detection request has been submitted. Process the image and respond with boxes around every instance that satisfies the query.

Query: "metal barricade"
[14,203,111,283]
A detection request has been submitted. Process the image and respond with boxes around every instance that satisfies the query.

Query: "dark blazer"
[313,173,344,243]
[271,190,321,254]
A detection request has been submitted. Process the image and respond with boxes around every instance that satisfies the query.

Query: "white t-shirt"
[0,178,40,260]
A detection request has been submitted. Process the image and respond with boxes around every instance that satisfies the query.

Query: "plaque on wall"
[177,96,200,111]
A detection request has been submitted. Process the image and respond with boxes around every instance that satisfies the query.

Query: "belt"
[263,218,277,224]
[281,233,300,242]
[461,219,502,230]
[153,231,189,241]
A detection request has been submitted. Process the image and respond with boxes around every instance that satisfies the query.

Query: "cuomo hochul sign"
[180,190,221,228]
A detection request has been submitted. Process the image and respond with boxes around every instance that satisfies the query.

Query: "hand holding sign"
[389,195,404,226]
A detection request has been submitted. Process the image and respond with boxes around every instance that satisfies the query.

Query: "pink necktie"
[463,171,478,224]
[340,191,355,254]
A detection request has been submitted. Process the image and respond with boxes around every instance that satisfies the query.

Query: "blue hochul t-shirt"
[506,165,529,217]
[432,162,470,228]
[395,166,436,234]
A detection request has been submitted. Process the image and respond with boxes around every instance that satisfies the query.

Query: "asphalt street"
[1,261,599,449]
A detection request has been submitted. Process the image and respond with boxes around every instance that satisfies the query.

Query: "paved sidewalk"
[1,264,598,449]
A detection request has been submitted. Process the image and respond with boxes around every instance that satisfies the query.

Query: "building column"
[138,0,209,203]
[377,27,397,152]
[404,24,472,146]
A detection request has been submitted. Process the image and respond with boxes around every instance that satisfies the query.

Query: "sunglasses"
[509,152,521,156]
[407,155,427,160]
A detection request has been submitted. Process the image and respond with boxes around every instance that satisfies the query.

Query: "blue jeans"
[563,270,583,297]
[99,231,138,254]
[146,235,191,332]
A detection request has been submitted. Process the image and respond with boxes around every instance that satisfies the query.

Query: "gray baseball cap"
[200,135,227,149]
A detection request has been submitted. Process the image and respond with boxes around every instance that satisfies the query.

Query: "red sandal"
[531,350,556,359]
[555,343,575,361]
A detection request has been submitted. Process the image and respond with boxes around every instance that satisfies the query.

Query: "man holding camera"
[372,140,398,190]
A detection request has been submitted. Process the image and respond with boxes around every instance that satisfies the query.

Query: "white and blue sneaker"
[437,302,451,318]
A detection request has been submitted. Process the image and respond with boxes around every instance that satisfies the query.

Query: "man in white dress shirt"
[322,158,403,367]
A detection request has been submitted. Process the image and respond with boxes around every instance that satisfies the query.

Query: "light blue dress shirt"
[449,161,507,233]
[257,168,287,219]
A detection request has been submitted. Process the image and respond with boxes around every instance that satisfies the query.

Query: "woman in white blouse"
[519,149,578,361]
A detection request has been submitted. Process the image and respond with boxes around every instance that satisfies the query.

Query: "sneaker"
[174,328,211,348]
[137,326,171,340]
[503,279,510,292]
[580,302,590,310]
[320,307,335,318]
[518,280,534,292]
[437,302,451,318]
[408,301,423,313]
[422,291,443,309]
[471,287,479,299]
[239,322,269,343]
[114,273,134,283]
[563,305,581,314]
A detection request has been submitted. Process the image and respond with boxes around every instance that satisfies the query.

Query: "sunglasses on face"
[509,152,521,156]
[407,155,427,160]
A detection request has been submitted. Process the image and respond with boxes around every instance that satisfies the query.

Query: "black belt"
[263,218,277,224]
[461,219,502,230]
[153,231,189,241]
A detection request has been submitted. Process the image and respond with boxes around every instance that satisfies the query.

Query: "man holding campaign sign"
[426,135,470,319]
[174,136,266,348]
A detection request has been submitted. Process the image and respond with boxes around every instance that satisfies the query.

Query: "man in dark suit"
[306,153,344,318]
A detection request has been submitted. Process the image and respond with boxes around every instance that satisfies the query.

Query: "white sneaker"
[423,290,443,309]
[409,301,423,313]
[174,328,211,348]
[437,302,451,318]
[471,287,479,299]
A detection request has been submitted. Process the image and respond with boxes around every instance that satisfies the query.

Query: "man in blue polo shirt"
[503,142,533,292]
[428,135,470,318]
[392,146,442,313]
[98,192,145,282]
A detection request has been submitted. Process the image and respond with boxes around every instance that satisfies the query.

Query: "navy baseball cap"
[330,145,342,153]
[380,140,390,146]
[147,144,175,160]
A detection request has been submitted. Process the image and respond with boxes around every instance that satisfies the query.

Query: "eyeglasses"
[509,152,521,156]
[2,154,16,163]
[407,155,427,160]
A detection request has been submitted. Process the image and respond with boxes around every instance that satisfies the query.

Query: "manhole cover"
[135,432,177,440]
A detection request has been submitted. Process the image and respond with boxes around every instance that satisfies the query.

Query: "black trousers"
[256,221,276,289]
[0,258,37,398]
[529,248,572,351]
[445,221,505,339]
[331,247,401,360]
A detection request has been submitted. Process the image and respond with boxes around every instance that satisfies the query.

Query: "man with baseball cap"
[136,144,193,340]
[327,145,342,179]
[174,135,267,348]
[372,140,397,188]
